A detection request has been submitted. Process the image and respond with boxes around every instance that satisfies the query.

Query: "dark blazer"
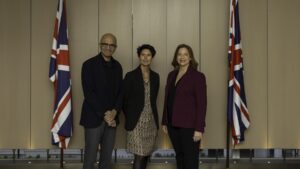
[162,66,207,132]
[80,53,123,128]
[123,66,160,131]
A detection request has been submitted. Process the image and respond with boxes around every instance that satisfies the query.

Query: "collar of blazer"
[170,65,195,82]
[133,65,156,83]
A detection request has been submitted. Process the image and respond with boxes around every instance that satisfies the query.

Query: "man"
[80,33,123,169]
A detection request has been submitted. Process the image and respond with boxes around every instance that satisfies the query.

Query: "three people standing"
[80,32,207,169]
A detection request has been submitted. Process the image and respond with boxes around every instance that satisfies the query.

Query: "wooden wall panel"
[237,0,268,149]
[200,0,228,148]
[31,0,60,148]
[99,0,133,148]
[167,0,200,69]
[132,0,167,148]
[0,0,31,148]
[268,0,300,148]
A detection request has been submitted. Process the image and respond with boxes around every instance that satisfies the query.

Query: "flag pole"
[60,148,64,169]
[226,121,230,169]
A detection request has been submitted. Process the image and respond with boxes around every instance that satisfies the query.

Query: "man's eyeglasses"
[100,43,117,49]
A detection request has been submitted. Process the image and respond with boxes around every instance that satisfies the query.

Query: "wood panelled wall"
[0,0,300,149]
[0,0,31,148]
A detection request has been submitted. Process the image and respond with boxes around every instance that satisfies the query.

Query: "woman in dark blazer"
[123,44,159,169]
[162,44,207,169]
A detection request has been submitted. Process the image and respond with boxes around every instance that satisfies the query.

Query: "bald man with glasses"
[80,33,123,169]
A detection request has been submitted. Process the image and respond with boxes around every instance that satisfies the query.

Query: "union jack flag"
[227,0,250,145]
[49,0,73,149]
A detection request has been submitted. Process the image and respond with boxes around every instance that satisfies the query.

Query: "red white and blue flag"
[227,0,250,145]
[49,0,73,149]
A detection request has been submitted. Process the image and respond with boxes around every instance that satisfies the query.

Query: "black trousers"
[167,125,200,169]
[83,121,116,169]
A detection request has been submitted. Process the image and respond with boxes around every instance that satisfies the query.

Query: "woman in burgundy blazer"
[162,44,207,169]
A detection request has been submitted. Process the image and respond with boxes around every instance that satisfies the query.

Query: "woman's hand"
[162,125,168,134]
[193,131,203,142]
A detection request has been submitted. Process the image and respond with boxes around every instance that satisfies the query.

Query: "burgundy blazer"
[162,66,207,132]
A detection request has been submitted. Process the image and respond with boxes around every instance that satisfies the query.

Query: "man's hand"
[104,109,117,125]
[107,120,116,127]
